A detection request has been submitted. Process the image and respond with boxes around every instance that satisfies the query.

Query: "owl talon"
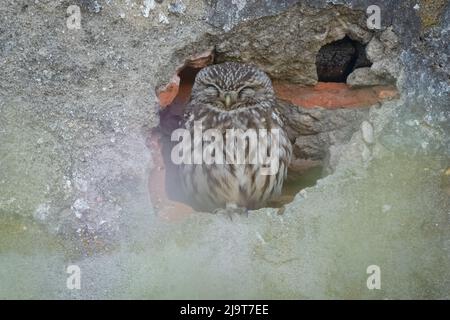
[213,205,248,221]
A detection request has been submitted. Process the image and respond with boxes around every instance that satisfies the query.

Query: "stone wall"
[0,0,449,299]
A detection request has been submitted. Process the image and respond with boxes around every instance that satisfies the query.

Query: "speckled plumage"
[180,62,292,212]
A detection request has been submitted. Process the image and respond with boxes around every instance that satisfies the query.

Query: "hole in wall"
[153,69,373,213]
[316,36,372,83]
[148,4,401,218]
[154,56,329,212]
[151,58,399,215]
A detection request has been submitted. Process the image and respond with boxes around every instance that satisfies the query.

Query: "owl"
[179,62,292,214]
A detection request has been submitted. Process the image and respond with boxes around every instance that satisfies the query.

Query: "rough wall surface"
[0,0,449,299]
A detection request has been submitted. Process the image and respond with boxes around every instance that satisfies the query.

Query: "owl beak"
[224,93,232,108]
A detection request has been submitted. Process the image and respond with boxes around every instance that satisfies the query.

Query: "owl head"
[190,62,275,111]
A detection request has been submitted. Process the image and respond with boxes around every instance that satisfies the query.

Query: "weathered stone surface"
[210,4,373,85]
[168,0,187,16]
[0,0,449,299]
[0,0,209,243]
[360,120,375,145]
[347,67,392,87]
[416,0,448,29]
[366,28,401,82]
[276,100,370,172]
[366,37,384,62]
[206,0,300,31]
[380,4,450,156]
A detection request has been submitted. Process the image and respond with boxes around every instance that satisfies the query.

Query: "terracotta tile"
[273,82,399,108]
[147,132,195,221]
[156,50,214,108]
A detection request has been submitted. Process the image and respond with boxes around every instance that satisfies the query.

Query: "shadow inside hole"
[316,35,372,82]
[266,166,323,208]
[158,66,201,205]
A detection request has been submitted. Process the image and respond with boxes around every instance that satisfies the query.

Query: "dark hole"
[158,67,201,205]
[266,166,323,208]
[316,36,371,82]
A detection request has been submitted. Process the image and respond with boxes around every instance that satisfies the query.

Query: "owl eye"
[205,84,219,96]
[238,87,256,98]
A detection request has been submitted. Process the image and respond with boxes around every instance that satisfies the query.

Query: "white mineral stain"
[159,12,169,24]
[142,0,155,17]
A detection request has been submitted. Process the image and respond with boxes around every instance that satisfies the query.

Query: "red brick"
[273,82,399,108]
[156,50,214,108]
[147,132,195,221]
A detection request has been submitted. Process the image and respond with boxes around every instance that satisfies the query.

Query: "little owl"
[179,62,292,215]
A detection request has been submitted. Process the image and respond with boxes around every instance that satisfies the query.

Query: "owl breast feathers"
[179,62,292,211]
